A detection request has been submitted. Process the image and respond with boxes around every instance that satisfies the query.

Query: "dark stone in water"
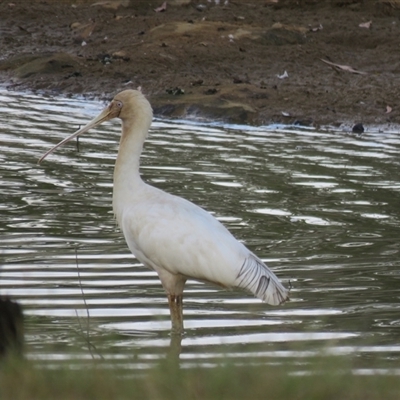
[352,123,364,134]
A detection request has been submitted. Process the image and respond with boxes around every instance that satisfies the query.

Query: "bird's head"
[113,89,153,122]
[38,89,152,164]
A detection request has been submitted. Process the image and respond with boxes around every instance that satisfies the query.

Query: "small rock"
[204,88,218,95]
[191,79,204,86]
[112,50,130,61]
[352,123,364,134]
[97,53,112,65]
[64,71,82,79]
[112,50,127,59]
[166,87,185,95]
[70,22,82,30]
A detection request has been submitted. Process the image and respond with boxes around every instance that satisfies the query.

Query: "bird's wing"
[119,188,288,305]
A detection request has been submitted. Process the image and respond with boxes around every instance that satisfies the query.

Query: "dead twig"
[320,59,367,75]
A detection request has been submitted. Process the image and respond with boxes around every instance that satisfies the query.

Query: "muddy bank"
[1,0,400,127]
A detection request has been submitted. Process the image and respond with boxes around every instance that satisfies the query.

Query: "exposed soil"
[1,0,400,128]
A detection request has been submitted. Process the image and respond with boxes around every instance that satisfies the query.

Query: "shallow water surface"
[1,91,400,372]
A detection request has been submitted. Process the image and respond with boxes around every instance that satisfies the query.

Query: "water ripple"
[1,90,400,370]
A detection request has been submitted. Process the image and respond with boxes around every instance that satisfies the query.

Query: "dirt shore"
[1,0,400,128]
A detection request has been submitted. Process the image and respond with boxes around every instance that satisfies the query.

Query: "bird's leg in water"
[168,294,184,335]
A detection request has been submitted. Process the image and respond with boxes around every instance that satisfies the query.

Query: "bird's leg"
[167,294,184,335]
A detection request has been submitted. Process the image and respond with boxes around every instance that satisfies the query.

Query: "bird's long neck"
[113,113,152,220]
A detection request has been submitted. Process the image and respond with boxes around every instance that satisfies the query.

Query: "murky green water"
[1,91,400,372]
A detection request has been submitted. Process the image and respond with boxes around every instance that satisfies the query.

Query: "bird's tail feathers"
[235,255,289,306]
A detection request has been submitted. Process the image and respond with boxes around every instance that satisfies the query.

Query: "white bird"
[39,90,289,334]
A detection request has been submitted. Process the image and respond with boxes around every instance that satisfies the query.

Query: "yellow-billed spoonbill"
[39,90,289,334]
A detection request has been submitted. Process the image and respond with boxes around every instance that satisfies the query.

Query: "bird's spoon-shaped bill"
[38,105,115,164]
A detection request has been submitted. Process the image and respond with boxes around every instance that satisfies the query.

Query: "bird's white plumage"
[40,89,289,333]
[115,184,287,305]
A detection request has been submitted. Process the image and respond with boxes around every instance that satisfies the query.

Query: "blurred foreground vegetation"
[1,354,400,400]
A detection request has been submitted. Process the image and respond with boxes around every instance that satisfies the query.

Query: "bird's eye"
[115,100,123,108]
